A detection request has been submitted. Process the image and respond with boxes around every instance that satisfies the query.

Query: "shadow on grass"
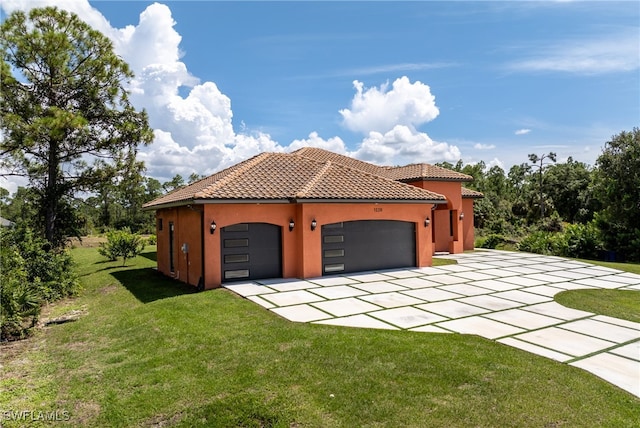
[111,268,196,303]
[140,251,157,262]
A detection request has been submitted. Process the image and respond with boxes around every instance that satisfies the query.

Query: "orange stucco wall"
[155,207,203,287]
[156,201,436,289]
[407,180,466,254]
[462,198,475,251]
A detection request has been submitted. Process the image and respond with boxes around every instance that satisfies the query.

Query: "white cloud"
[515,128,531,135]
[340,77,440,134]
[354,125,461,166]
[474,143,496,150]
[1,2,465,188]
[288,132,348,154]
[507,29,639,75]
[487,158,505,171]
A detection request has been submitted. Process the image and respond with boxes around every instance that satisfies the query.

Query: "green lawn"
[554,258,640,323]
[1,247,638,427]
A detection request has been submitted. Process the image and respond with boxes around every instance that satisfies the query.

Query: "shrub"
[561,222,603,259]
[518,231,560,255]
[1,225,78,340]
[518,221,604,260]
[99,228,145,266]
[146,234,157,245]
[478,234,506,249]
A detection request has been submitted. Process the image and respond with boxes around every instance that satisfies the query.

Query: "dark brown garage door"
[321,220,416,275]
[221,223,282,282]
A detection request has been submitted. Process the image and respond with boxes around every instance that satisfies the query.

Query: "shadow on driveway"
[111,267,196,303]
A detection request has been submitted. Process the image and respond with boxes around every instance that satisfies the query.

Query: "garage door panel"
[322,220,415,275]
[221,223,282,282]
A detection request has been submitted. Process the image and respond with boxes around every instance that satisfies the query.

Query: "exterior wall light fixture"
[210,220,217,234]
[289,219,295,231]
[424,217,430,227]
[459,213,465,220]
[311,219,317,231]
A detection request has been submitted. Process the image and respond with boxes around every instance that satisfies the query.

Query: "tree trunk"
[45,140,59,245]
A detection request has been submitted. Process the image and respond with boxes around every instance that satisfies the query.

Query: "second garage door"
[321,220,416,275]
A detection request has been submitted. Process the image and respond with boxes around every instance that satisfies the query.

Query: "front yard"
[1,246,638,427]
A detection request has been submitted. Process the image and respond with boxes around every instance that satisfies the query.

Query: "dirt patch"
[68,236,107,248]
[72,401,102,426]
[99,284,119,294]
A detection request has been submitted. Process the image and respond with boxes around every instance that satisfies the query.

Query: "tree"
[594,128,640,261]
[528,152,556,219]
[544,158,594,223]
[1,7,153,248]
[98,228,145,266]
[162,174,185,192]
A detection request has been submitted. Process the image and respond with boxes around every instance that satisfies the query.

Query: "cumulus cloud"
[354,125,461,166]
[340,77,460,165]
[515,129,532,135]
[340,77,440,134]
[1,1,464,189]
[288,132,348,154]
[487,158,505,171]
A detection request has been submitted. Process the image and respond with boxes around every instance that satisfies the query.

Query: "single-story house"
[142,148,482,290]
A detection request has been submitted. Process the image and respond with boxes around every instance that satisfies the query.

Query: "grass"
[1,247,639,427]
[555,290,640,323]
[553,258,640,324]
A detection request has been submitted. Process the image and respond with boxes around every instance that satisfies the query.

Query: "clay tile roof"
[292,147,384,176]
[384,164,474,182]
[293,147,473,182]
[461,187,484,199]
[143,152,446,209]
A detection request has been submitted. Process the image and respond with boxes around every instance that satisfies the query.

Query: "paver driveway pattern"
[224,250,640,397]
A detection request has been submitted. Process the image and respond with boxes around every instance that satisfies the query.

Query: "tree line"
[439,128,640,262]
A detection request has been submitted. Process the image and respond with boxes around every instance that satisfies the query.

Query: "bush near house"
[98,228,145,266]
[0,225,79,340]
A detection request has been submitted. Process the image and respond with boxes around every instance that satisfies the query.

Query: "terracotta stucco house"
[143,148,482,290]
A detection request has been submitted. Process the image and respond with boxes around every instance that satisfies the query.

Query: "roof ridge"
[194,153,269,198]
[295,160,332,198]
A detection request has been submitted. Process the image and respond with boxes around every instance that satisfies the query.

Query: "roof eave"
[399,177,473,183]
[143,197,448,210]
[293,198,447,204]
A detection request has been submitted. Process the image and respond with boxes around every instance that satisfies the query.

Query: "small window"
[324,249,345,258]
[324,235,344,244]
[224,238,249,248]
[158,218,163,231]
[324,263,345,273]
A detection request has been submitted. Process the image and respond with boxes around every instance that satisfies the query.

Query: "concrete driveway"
[224,250,640,397]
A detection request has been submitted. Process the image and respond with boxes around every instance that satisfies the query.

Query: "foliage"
[561,222,604,259]
[518,221,604,259]
[477,234,506,249]
[0,7,153,248]
[98,228,145,266]
[593,128,640,261]
[0,225,79,340]
[517,231,560,255]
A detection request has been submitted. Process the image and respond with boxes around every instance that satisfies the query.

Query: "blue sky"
[2,1,639,190]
